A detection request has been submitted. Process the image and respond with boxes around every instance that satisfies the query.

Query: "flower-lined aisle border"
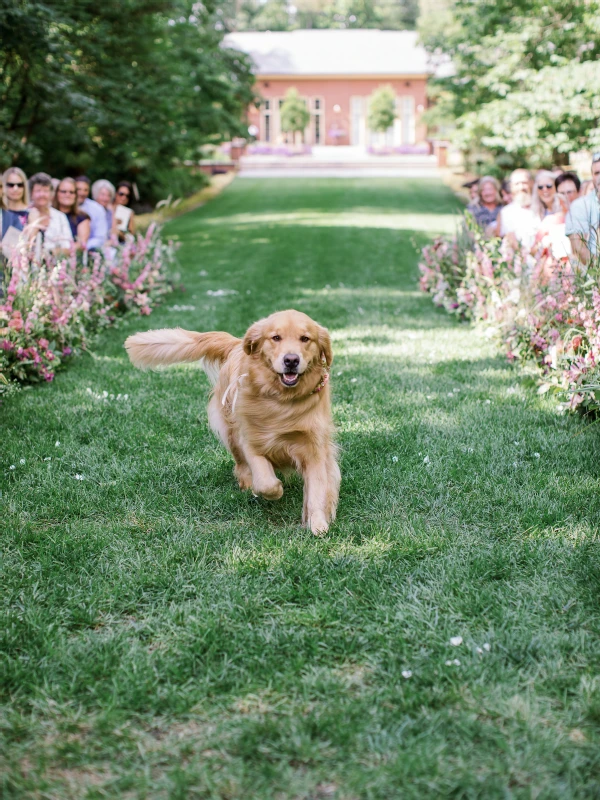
[0,223,179,395]
[418,216,600,415]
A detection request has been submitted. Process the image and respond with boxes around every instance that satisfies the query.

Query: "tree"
[0,0,256,202]
[229,0,419,31]
[279,88,310,141]
[368,85,396,133]
[418,0,600,169]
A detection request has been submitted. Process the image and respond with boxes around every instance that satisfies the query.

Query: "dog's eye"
[272,335,281,341]
[300,335,310,342]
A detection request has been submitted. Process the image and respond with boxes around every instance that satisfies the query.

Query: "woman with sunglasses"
[532,170,570,261]
[2,167,31,225]
[113,181,136,242]
[53,177,90,250]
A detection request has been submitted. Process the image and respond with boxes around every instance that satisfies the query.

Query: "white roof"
[224,29,432,77]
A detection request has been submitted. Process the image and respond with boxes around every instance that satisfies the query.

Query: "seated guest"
[2,167,30,227]
[495,169,538,248]
[91,179,116,237]
[113,181,136,242]
[500,179,512,205]
[468,176,502,234]
[555,172,581,208]
[54,177,90,249]
[531,170,566,221]
[565,152,600,266]
[76,176,108,251]
[464,179,480,211]
[28,172,73,254]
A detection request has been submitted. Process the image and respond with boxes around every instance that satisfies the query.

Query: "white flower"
[350,378,358,383]
[513,441,520,446]
[426,395,433,399]
[123,394,129,400]
[336,371,343,376]
[86,388,93,394]
[55,441,60,447]
[445,659,461,666]
[401,670,412,679]
[483,643,491,652]
[9,465,16,470]
[534,452,540,459]
[452,659,461,666]
[73,474,85,481]
[19,458,25,464]
[485,399,491,405]
[423,455,430,464]
[450,636,463,646]
[476,647,483,654]
[392,456,398,463]
[102,391,108,398]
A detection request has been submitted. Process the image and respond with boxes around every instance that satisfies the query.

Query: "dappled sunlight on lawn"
[200,208,460,235]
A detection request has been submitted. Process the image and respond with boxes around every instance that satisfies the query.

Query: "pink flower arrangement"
[0,226,179,394]
[419,214,600,415]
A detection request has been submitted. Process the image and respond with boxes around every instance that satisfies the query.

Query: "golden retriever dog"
[125,310,340,534]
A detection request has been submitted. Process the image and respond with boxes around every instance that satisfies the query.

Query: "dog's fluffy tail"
[125,328,240,383]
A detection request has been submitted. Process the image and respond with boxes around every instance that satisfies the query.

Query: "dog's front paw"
[253,479,284,501]
[308,512,329,536]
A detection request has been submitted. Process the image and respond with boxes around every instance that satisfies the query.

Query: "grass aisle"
[2,178,600,799]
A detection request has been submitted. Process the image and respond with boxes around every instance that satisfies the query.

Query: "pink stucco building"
[224,29,432,149]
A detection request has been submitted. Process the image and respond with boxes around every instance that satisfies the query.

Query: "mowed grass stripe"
[2,178,600,799]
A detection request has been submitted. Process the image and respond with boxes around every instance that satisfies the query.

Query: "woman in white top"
[91,179,116,239]
[28,172,73,255]
[113,181,136,242]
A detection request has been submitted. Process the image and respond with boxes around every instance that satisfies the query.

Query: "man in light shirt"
[565,153,600,266]
[76,176,108,251]
[496,169,538,249]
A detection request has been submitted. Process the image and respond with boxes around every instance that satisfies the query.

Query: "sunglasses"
[117,191,130,197]
[6,182,24,188]
[537,184,554,190]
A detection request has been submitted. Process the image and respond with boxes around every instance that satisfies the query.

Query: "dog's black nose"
[283,354,300,371]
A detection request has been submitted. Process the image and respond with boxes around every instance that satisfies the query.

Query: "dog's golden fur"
[125,310,340,534]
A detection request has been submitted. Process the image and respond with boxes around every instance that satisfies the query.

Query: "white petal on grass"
[44,457,51,462]
[401,670,412,679]
[9,465,16,470]
[55,441,60,447]
[19,458,25,464]
[336,371,343,376]
[534,452,541,458]
[392,456,398,463]
[445,659,461,666]
[423,455,430,464]
[476,646,483,654]
[73,474,85,481]
[450,636,463,646]
[350,378,358,383]
[485,399,491,405]
[483,643,491,652]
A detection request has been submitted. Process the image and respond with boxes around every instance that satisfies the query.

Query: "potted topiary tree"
[368,85,397,154]
[279,88,310,152]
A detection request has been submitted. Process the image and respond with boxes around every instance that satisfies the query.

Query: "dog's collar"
[311,357,330,395]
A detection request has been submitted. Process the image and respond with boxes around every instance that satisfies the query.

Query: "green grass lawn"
[2,178,600,799]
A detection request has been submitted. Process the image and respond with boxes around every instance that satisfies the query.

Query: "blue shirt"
[80,197,108,250]
[1,209,24,237]
[565,192,600,255]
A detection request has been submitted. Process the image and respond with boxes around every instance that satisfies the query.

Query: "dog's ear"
[243,319,265,355]
[317,325,333,368]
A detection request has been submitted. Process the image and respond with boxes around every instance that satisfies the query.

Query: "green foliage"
[419,0,600,167]
[279,88,311,137]
[0,0,255,203]
[367,84,397,133]
[230,0,418,31]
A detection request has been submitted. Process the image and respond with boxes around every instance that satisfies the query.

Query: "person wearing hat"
[463,178,480,210]
[565,153,600,266]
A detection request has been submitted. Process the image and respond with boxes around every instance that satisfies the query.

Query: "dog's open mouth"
[280,372,300,387]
